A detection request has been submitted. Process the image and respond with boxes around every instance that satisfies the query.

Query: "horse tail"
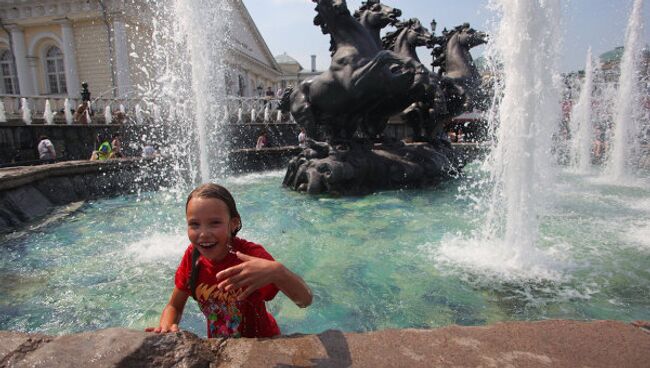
[278,87,294,113]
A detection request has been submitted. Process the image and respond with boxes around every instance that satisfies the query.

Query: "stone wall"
[0,123,123,164]
[0,122,301,165]
[0,320,648,367]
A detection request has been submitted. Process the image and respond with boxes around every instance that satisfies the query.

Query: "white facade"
[0,0,283,100]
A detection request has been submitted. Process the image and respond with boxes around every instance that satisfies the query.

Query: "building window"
[45,46,66,94]
[0,49,18,94]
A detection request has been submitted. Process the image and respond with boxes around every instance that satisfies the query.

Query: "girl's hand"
[144,323,179,333]
[215,252,283,300]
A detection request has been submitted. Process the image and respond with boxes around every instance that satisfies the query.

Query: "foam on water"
[622,222,650,251]
[125,233,187,262]
[224,170,285,185]
[433,236,570,283]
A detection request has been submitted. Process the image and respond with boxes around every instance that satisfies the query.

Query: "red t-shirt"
[175,237,280,338]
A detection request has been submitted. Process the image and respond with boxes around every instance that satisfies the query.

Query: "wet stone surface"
[0,320,648,367]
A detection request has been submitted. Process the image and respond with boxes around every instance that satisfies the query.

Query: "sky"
[242,0,650,73]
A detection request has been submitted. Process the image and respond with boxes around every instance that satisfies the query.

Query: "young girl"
[146,183,312,338]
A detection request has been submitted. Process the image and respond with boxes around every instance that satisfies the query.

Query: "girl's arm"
[216,252,313,308]
[145,287,190,333]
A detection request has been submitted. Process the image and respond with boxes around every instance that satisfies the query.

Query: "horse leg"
[290,81,319,139]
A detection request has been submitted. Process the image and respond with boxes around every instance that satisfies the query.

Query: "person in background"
[256,131,268,150]
[298,127,307,148]
[111,133,124,158]
[90,135,112,161]
[142,142,157,158]
[37,135,56,163]
[265,86,274,99]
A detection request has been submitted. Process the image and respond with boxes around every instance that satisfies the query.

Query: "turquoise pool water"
[1,169,649,337]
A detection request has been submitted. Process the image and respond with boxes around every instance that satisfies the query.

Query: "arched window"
[0,49,18,94]
[45,46,66,94]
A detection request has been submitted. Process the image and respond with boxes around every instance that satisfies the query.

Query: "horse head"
[452,23,488,49]
[403,19,432,48]
[383,18,431,56]
[354,0,401,30]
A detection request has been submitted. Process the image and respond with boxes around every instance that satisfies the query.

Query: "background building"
[0,0,291,103]
[275,52,321,91]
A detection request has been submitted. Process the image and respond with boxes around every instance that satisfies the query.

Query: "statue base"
[283,139,463,195]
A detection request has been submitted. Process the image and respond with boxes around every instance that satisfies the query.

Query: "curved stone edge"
[0,158,169,234]
[1,320,648,367]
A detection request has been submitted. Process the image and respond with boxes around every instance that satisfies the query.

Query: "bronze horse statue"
[353,0,401,49]
[429,23,488,133]
[382,18,437,140]
[283,0,414,141]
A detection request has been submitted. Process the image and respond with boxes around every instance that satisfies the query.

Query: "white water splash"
[438,0,564,281]
[604,0,646,181]
[104,106,113,124]
[85,105,92,125]
[21,98,31,125]
[0,99,7,123]
[264,104,270,122]
[569,48,595,173]
[125,233,187,262]
[139,0,233,185]
[135,104,143,124]
[64,98,73,125]
[43,100,54,125]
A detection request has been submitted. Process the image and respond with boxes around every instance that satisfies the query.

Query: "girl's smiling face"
[186,197,240,261]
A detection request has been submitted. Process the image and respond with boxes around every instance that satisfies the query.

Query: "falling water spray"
[604,0,646,180]
[569,48,595,172]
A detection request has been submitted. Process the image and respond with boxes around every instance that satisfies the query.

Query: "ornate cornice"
[0,0,125,22]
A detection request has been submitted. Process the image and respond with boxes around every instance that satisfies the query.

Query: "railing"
[0,94,142,118]
[0,94,292,124]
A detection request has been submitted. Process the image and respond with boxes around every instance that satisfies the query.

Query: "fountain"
[0,100,6,123]
[0,0,649,345]
[64,98,73,125]
[251,108,256,123]
[84,104,92,125]
[438,0,563,279]
[140,0,233,184]
[237,107,243,123]
[21,98,32,125]
[604,0,646,180]
[135,104,143,124]
[104,106,113,124]
[276,110,282,123]
[264,104,270,122]
[569,48,595,172]
[43,99,55,125]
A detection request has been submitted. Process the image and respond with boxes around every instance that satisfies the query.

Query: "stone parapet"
[0,320,648,367]
[0,158,167,234]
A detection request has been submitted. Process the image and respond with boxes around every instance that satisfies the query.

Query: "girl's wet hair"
[186,183,242,235]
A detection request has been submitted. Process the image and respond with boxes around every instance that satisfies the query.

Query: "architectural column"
[27,57,39,94]
[112,18,131,98]
[57,19,81,98]
[6,25,36,95]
